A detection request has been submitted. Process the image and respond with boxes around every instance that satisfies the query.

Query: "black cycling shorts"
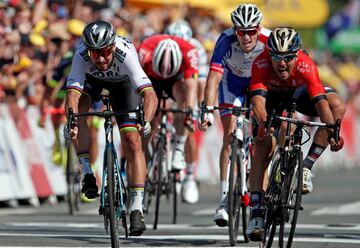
[82,74,141,128]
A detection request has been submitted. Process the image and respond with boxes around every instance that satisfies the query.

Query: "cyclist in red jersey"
[138,34,199,173]
[246,27,346,241]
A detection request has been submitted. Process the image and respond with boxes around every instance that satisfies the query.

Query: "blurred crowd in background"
[0,0,359,133]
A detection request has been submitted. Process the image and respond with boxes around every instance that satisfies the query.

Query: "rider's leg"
[302,92,346,194]
[120,129,147,235]
[246,135,276,240]
[72,94,98,198]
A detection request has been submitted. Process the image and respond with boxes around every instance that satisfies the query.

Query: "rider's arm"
[124,42,158,122]
[314,98,335,124]
[141,89,158,123]
[251,94,267,125]
[204,70,222,106]
[65,89,81,116]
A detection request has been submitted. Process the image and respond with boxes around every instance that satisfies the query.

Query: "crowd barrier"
[0,102,358,206]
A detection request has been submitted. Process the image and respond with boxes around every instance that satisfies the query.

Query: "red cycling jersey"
[250,49,326,102]
[138,34,199,80]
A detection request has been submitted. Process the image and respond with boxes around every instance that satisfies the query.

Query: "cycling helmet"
[231,4,263,29]
[152,38,183,78]
[267,27,302,53]
[165,20,193,41]
[82,20,115,50]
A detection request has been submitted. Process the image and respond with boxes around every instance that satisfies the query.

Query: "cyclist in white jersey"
[64,20,158,236]
[165,19,209,204]
[199,4,270,227]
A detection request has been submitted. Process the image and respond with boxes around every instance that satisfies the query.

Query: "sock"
[220,180,228,204]
[250,191,264,218]
[78,153,92,177]
[174,135,187,152]
[186,162,194,175]
[303,143,326,170]
[129,186,144,213]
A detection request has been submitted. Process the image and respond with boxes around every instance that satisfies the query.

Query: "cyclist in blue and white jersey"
[165,19,209,204]
[199,4,270,227]
[64,20,158,236]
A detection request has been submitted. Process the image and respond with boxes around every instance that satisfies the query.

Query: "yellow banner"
[126,0,330,28]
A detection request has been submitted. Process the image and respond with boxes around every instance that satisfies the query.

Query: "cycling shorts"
[82,74,141,131]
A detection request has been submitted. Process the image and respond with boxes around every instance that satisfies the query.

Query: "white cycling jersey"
[66,36,152,93]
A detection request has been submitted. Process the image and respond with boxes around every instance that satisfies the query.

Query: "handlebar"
[200,101,252,123]
[267,111,341,143]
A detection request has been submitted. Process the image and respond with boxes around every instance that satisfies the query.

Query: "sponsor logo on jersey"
[297,61,313,73]
[115,48,127,63]
[255,58,269,68]
[80,49,90,61]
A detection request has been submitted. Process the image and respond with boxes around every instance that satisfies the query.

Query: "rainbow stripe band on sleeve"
[137,84,153,96]
[119,122,138,133]
[66,87,83,96]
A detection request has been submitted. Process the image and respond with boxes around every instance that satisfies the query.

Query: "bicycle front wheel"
[263,146,282,248]
[228,139,243,246]
[105,148,119,248]
[66,142,80,215]
[279,151,303,248]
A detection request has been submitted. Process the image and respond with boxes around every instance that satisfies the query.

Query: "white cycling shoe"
[302,168,314,194]
[171,149,186,171]
[181,174,199,204]
[213,205,228,227]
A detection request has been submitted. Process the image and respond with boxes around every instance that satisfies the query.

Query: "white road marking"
[311,201,360,215]
[0,232,359,244]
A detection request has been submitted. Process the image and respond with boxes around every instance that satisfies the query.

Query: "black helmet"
[82,20,115,50]
[267,27,302,54]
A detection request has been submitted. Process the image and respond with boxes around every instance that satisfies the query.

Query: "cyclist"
[199,4,270,227]
[138,34,199,176]
[165,19,208,204]
[64,20,158,236]
[246,27,345,241]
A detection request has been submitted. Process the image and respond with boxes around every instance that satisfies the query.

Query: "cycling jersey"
[250,49,326,104]
[138,34,199,80]
[210,27,270,116]
[66,36,153,96]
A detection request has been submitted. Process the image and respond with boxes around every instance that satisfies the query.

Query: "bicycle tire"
[171,171,178,224]
[228,139,241,246]
[66,142,78,215]
[153,135,166,230]
[263,146,282,248]
[285,151,304,248]
[278,150,303,248]
[105,148,119,248]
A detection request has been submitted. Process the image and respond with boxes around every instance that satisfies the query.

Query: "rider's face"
[235,27,259,53]
[88,44,115,71]
[270,52,297,81]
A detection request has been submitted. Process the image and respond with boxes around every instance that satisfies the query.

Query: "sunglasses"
[88,45,114,60]
[270,52,297,62]
[235,28,259,37]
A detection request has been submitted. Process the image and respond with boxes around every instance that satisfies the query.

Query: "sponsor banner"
[15,107,53,198]
[0,104,37,201]
[26,106,67,196]
[0,115,18,201]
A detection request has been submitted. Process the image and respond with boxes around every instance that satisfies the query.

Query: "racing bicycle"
[67,95,145,248]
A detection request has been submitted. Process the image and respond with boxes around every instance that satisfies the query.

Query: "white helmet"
[153,38,183,78]
[165,20,193,41]
[231,4,263,29]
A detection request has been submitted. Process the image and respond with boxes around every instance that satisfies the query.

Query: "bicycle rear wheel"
[105,148,119,248]
[171,171,178,224]
[228,139,242,246]
[279,151,303,248]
